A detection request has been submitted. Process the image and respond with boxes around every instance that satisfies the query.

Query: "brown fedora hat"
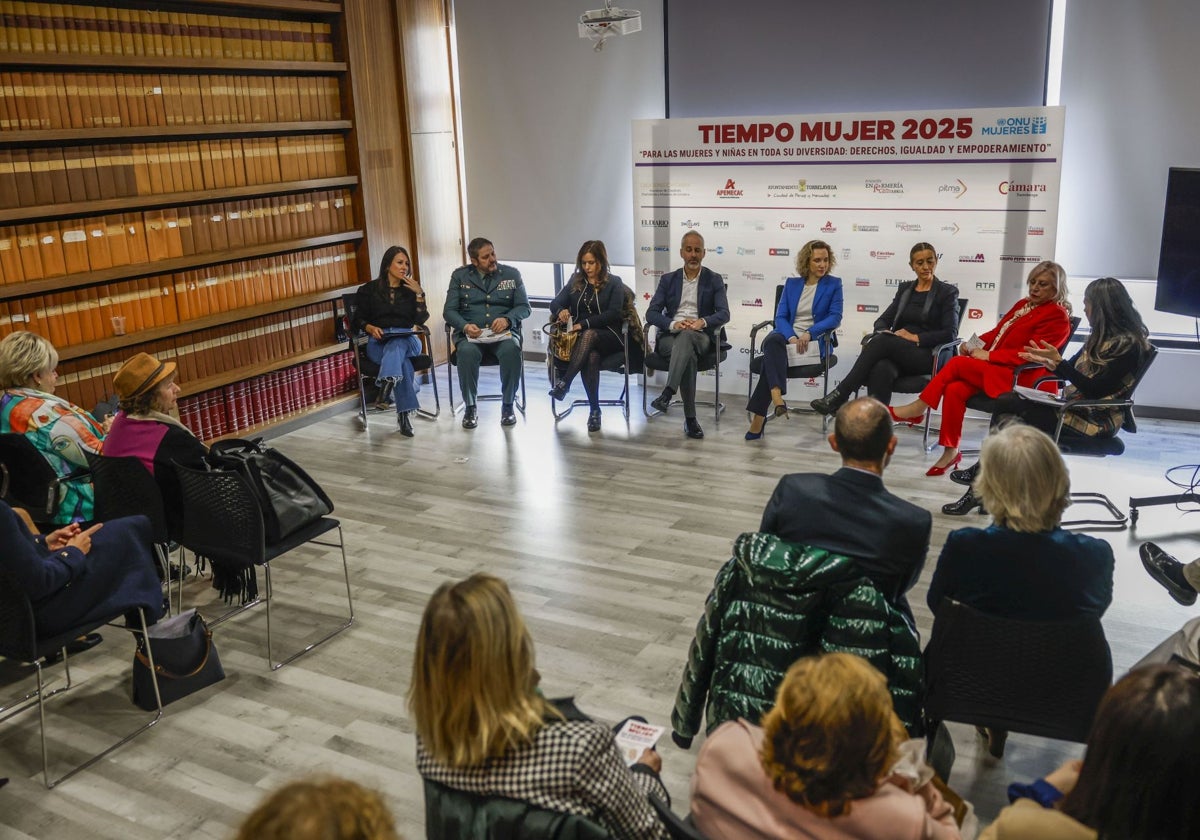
[114,352,177,401]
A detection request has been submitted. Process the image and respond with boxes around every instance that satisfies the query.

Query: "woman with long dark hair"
[981,665,1199,840]
[353,245,429,436]
[944,276,1151,515]
[548,240,627,432]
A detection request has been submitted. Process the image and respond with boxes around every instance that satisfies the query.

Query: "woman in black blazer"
[811,243,959,415]
[548,239,627,431]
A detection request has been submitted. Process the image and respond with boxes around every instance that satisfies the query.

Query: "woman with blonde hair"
[0,331,105,524]
[889,261,1071,475]
[409,573,668,839]
[925,423,1114,757]
[690,652,960,839]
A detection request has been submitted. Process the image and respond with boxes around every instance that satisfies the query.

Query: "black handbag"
[132,609,225,710]
[207,438,334,544]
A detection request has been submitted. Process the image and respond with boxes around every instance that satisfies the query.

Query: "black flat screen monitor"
[1155,167,1200,318]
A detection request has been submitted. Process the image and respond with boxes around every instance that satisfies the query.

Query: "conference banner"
[632,105,1065,398]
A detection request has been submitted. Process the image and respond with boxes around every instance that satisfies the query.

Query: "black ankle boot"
[398,411,414,437]
[810,389,846,416]
[587,409,602,432]
[942,488,983,516]
[950,460,981,487]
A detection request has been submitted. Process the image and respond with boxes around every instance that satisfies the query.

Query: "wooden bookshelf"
[178,340,344,396]
[0,179,358,226]
[0,0,370,440]
[56,286,352,361]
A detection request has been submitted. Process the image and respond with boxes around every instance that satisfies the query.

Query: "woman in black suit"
[926,424,1114,758]
[547,239,627,432]
[811,242,959,415]
[943,276,1151,515]
[0,500,164,640]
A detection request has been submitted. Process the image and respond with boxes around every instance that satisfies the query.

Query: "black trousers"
[837,333,934,404]
[746,331,793,416]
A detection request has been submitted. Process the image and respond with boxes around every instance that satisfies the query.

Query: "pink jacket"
[690,720,961,840]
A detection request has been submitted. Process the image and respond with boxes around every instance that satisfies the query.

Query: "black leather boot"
[398,411,414,437]
[950,460,981,486]
[942,487,983,516]
[587,409,602,432]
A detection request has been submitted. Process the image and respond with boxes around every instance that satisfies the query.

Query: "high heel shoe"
[975,726,1008,758]
[926,452,963,477]
[773,402,790,419]
[942,488,982,516]
[745,430,764,441]
[887,405,921,428]
[548,380,568,401]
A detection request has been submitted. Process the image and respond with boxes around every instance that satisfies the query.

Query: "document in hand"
[962,333,985,352]
[1013,384,1065,404]
[467,328,512,344]
[614,719,666,765]
[786,340,821,367]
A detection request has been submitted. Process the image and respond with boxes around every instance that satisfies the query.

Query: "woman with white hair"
[0,331,105,524]
[925,423,1115,757]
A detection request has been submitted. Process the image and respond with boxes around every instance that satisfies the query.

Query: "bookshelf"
[0,0,368,440]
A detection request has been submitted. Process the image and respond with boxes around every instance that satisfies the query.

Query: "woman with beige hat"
[103,351,208,540]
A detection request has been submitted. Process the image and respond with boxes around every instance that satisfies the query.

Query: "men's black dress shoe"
[587,409,602,432]
[1141,542,1198,606]
[950,460,981,487]
[942,488,984,516]
[684,418,704,439]
[500,404,517,426]
[43,632,103,665]
[650,390,674,414]
[461,405,478,429]
[398,411,414,437]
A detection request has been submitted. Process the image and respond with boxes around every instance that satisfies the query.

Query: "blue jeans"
[366,329,423,413]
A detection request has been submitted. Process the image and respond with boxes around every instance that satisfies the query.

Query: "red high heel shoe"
[926,452,963,477]
[887,405,921,428]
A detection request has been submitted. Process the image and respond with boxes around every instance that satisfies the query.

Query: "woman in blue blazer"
[925,423,1114,758]
[746,239,843,439]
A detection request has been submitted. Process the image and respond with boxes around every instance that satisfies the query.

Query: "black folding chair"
[642,324,730,421]
[545,319,634,422]
[0,569,163,788]
[174,462,353,670]
[0,433,91,528]
[443,324,528,417]
[340,292,440,430]
[923,598,1111,781]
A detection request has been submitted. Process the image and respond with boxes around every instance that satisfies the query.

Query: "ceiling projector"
[579,1,642,51]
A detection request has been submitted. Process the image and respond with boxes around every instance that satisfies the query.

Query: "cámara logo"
[999,181,1047,196]
[642,268,665,276]
[779,221,806,231]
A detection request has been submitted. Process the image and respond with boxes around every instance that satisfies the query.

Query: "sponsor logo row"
[641,177,1048,200]
[641,219,1045,237]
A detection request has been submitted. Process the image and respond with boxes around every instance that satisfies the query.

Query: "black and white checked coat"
[417,714,669,839]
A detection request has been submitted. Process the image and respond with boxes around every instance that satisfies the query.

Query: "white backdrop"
[632,105,1065,397]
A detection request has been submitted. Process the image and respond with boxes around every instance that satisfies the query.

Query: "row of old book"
[179,354,356,442]
[0,72,343,131]
[0,3,336,62]
[1,189,356,283]
[1,244,358,347]
[0,135,349,210]
[55,300,343,409]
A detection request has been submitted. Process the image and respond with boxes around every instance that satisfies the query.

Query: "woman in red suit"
[889,261,1071,475]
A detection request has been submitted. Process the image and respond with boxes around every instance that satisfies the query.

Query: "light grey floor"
[2,363,1199,839]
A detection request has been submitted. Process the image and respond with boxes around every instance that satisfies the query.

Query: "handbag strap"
[136,628,215,679]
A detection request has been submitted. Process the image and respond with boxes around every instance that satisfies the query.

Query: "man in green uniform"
[444,237,531,428]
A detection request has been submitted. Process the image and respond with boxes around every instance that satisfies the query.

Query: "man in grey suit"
[759,397,931,626]
[645,231,730,439]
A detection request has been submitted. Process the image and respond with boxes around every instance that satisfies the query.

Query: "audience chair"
[0,568,163,788]
[0,433,91,528]
[443,324,527,418]
[340,293,440,430]
[859,297,968,450]
[747,285,839,429]
[545,319,634,422]
[173,462,353,670]
[84,451,182,613]
[922,598,1112,781]
[642,323,730,421]
[649,794,709,840]
[423,778,614,838]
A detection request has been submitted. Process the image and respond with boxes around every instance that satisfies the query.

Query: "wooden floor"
[3,363,1200,839]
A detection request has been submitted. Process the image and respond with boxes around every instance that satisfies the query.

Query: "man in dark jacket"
[644,231,730,439]
[759,397,931,627]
